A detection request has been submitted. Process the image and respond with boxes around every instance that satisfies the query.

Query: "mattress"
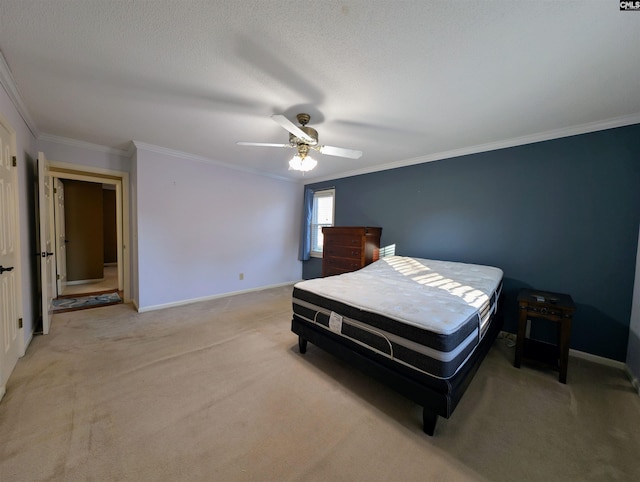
[292,256,503,379]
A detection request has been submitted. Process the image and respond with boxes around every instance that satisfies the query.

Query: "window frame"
[310,188,335,258]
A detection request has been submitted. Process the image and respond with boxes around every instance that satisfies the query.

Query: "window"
[310,188,334,257]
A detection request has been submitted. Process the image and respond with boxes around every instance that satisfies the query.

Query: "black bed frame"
[291,307,503,436]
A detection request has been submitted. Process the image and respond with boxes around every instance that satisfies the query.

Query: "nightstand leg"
[558,317,572,384]
[514,308,527,368]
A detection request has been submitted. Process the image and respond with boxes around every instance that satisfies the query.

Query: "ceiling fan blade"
[271,114,315,143]
[237,142,291,148]
[319,145,363,159]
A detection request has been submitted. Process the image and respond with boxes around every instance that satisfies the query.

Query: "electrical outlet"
[239,273,244,280]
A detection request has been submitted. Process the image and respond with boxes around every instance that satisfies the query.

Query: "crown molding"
[307,112,640,184]
[131,140,297,183]
[0,50,39,137]
[38,133,130,158]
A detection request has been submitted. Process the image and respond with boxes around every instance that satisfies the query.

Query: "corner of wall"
[625,365,640,396]
[626,224,640,394]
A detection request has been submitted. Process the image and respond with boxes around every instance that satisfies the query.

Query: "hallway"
[60,265,118,296]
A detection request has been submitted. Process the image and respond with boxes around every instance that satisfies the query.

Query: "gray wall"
[627,226,640,388]
[303,124,640,362]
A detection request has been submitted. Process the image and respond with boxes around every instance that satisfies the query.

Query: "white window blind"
[311,189,334,255]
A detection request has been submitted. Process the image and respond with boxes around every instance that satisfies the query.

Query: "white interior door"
[54,178,67,295]
[0,120,20,398]
[38,152,54,335]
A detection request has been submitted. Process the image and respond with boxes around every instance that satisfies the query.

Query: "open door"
[0,117,21,398]
[54,178,67,295]
[38,152,55,334]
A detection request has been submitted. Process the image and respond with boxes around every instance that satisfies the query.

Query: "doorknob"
[0,265,14,274]
[40,252,54,258]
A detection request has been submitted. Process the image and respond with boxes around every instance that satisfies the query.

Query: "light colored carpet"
[1,285,639,481]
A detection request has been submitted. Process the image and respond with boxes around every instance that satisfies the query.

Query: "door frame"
[37,152,55,334]
[53,178,66,295]
[47,161,130,303]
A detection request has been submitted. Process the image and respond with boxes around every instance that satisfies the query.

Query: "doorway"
[54,179,119,299]
[47,162,130,305]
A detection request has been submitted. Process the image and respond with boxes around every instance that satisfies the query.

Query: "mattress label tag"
[329,312,343,333]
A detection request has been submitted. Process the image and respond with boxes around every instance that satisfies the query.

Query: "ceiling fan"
[237,113,363,172]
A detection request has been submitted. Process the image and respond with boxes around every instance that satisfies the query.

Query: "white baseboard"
[499,331,626,370]
[499,331,633,380]
[569,348,626,370]
[136,281,298,313]
[66,278,105,286]
[20,330,33,357]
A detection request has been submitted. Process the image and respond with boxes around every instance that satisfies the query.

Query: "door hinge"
[12,156,16,167]
[56,274,60,280]
[18,318,23,329]
[54,187,57,194]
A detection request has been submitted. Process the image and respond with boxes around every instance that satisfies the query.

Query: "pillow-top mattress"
[292,256,503,379]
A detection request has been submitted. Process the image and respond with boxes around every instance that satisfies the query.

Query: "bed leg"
[298,336,308,354]
[422,407,438,436]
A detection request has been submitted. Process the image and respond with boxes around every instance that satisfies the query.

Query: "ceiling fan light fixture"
[239,112,362,172]
[289,154,317,172]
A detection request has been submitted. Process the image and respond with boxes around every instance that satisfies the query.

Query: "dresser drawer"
[324,234,362,247]
[523,304,572,319]
[324,256,363,273]
[323,244,362,259]
[323,264,358,277]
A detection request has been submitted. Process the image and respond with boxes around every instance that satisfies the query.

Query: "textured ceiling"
[1,1,639,182]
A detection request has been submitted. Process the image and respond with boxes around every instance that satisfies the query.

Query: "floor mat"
[53,291,122,312]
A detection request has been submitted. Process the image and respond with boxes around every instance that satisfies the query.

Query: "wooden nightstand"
[514,289,576,383]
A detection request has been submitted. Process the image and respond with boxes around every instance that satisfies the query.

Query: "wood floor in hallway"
[61,265,118,296]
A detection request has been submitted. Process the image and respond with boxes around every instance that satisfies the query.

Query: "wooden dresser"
[322,226,382,277]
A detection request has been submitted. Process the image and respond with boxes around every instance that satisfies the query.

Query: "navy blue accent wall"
[303,124,640,361]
